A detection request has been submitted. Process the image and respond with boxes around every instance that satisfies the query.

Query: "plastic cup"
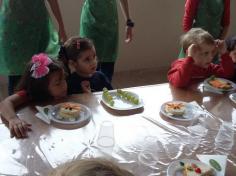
[97,121,115,149]
[215,121,234,151]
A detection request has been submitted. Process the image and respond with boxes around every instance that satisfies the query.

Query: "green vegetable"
[133,98,139,105]
[117,89,122,94]
[103,87,108,93]
[116,89,139,105]
[109,100,114,106]
[209,159,221,171]
[103,88,115,106]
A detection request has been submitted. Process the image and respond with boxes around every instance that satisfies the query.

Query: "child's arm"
[210,40,234,78]
[210,53,234,78]
[47,0,67,42]
[119,0,133,43]
[0,94,32,138]
[168,44,198,88]
[182,0,200,32]
[168,57,194,88]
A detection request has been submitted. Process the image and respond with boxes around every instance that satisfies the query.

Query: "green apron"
[0,0,59,75]
[80,0,119,63]
[179,0,224,58]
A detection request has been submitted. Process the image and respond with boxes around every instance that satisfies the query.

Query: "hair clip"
[76,39,80,49]
[30,53,52,79]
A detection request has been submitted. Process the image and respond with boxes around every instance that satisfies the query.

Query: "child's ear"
[68,60,76,73]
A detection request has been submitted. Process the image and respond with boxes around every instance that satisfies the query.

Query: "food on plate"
[208,76,232,90]
[103,87,114,106]
[58,103,81,119]
[165,102,186,116]
[179,161,215,176]
[209,159,221,171]
[116,89,139,105]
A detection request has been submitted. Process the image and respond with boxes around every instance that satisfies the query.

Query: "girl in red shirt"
[0,53,67,138]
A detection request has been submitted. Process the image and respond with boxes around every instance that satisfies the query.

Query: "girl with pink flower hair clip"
[0,53,68,139]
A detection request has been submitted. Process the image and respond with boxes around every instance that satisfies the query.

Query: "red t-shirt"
[183,0,230,32]
[16,90,27,97]
[168,53,234,88]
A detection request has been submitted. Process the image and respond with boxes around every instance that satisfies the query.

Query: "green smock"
[80,0,119,62]
[179,0,224,58]
[0,0,59,75]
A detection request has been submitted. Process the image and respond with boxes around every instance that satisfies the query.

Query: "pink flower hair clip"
[76,39,80,49]
[30,53,52,78]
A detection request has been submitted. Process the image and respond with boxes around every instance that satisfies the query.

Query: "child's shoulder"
[172,57,194,65]
[67,72,83,81]
[92,71,107,79]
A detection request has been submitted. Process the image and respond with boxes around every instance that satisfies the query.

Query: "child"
[48,158,134,176]
[0,53,67,138]
[226,36,236,80]
[168,28,234,88]
[59,36,113,94]
[80,0,134,81]
[226,36,236,63]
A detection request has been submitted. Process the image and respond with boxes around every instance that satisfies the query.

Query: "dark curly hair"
[58,36,94,74]
[226,36,236,52]
[17,56,64,102]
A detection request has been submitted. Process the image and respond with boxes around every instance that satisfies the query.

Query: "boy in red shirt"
[168,28,234,88]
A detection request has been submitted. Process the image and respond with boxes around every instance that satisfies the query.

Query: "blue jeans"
[8,75,21,95]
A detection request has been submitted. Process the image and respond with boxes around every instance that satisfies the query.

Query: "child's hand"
[8,118,32,138]
[81,81,91,93]
[187,44,199,61]
[215,39,227,55]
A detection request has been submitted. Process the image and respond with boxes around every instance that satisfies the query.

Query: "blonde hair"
[181,28,215,53]
[48,158,134,176]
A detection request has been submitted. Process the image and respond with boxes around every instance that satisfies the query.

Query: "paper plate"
[101,90,144,110]
[229,93,236,104]
[50,102,92,125]
[160,101,200,121]
[167,159,216,176]
[203,77,236,92]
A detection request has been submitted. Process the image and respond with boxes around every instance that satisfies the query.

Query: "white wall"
[52,0,236,72]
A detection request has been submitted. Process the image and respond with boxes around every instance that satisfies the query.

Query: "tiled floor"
[0,68,168,100]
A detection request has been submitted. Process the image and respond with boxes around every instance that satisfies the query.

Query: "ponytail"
[58,45,70,74]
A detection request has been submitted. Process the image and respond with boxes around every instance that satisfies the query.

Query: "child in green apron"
[0,0,67,95]
[80,0,134,81]
[179,0,230,59]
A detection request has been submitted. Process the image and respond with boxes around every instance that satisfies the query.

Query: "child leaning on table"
[59,36,113,94]
[226,36,236,80]
[48,158,134,176]
[0,53,68,138]
[168,28,234,88]
[226,36,236,63]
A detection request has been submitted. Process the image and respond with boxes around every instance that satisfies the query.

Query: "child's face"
[48,71,67,99]
[73,47,97,77]
[230,46,236,63]
[194,43,215,68]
